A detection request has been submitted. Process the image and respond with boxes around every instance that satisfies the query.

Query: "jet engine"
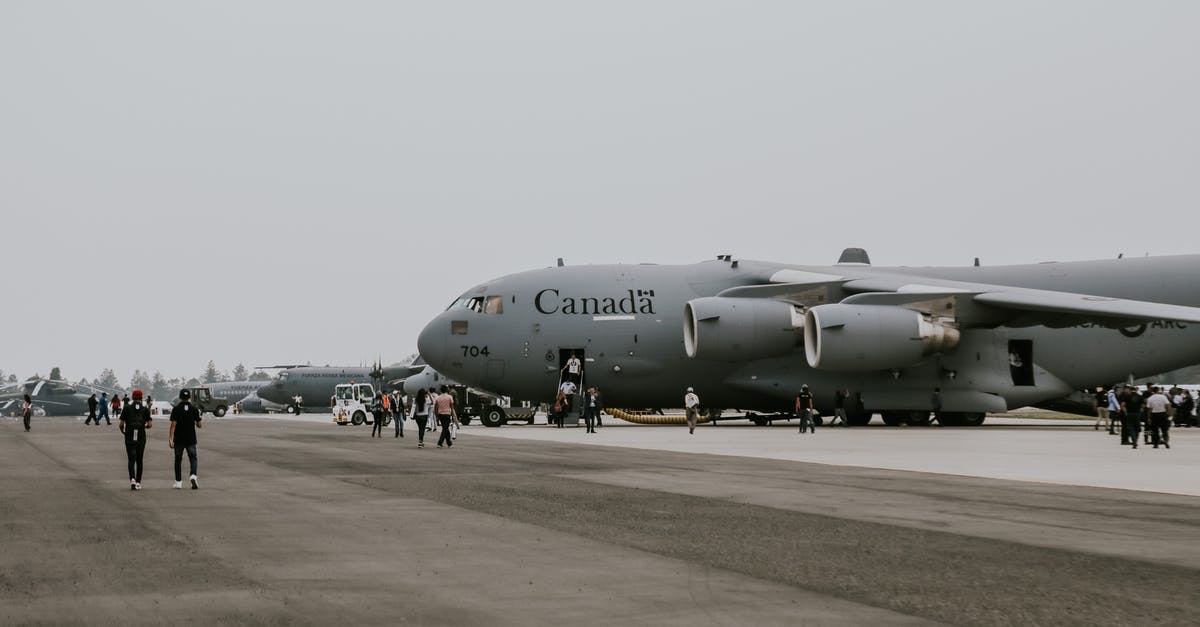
[803,304,959,371]
[684,297,804,361]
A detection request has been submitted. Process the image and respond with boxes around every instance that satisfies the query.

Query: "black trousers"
[23,412,31,431]
[372,412,384,437]
[86,409,97,424]
[124,428,147,481]
[1149,413,1170,447]
[437,415,453,446]
[583,407,596,432]
[1121,414,1141,446]
[173,444,198,481]
[413,416,427,443]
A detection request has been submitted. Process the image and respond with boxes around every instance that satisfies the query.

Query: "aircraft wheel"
[847,412,872,426]
[286,404,298,415]
[351,411,366,426]
[906,411,932,426]
[213,405,228,418]
[961,412,986,427]
[881,412,905,426]
[460,416,472,426]
[481,406,505,428]
[812,415,824,427]
[750,414,768,426]
[938,412,964,427]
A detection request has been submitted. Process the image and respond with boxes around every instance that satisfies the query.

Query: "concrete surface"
[2,415,1197,626]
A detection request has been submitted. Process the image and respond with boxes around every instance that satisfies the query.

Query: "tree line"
[0,362,272,398]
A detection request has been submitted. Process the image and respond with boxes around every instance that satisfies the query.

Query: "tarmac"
[2,413,1198,626]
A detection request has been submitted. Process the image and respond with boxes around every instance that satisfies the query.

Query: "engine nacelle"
[804,304,959,371]
[684,297,804,361]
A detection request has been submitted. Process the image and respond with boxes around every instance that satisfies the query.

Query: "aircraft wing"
[747,269,1200,327]
[970,288,1200,325]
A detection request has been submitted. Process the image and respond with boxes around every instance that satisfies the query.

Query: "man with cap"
[119,390,153,490]
[169,388,203,489]
[684,387,701,434]
[797,385,815,434]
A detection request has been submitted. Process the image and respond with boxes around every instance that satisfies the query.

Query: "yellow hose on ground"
[605,408,711,425]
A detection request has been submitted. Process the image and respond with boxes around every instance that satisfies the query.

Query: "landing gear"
[846,409,873,426]
[938,412,986,427]
[881,412,906,426]
[286,404,298,415]
[906,411,932,427]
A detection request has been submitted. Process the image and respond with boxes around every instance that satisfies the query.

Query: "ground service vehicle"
[179,387,230,417]
[332,383,389,426]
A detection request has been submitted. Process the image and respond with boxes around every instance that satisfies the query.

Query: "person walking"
[411,389,430,448]
[434,386,457,448]
[111,394,122,422]
[85,393,99,425]
[562,352,583,384]
[371,392,386,438]
[426,388,438,433]
[120,390,152,490]
[831,389,849,427]
[684,387,701,434]
[593,387,604,428]
[797,385,815,434]
[392,390,405,438]
[553,391,568,428]
[1093,386,1109,431]
[582,387,598,433]
[1120,385,1143,449]
[169,388,202,489]
[98,392,111,425]
[1146,387,1171,449]
[1105,385,1121,435]
[21,394,32,432]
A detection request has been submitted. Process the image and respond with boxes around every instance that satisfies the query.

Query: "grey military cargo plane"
[256,363,424,413]
[417,250,1200,427]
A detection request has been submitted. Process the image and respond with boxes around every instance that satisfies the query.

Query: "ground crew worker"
[169,388,202,489]
[120,390,152,490]
[685,387,701,434]
[797,385,815,433]
[434,385,457,448]
[831,389,849,427]
[85,394,99,425]
[22,394,32,432]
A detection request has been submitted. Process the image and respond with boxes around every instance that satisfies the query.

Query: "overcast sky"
[2,2,1198,383]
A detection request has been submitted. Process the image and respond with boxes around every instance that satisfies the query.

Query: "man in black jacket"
[169,389,203,489]
[119,390,153,490]
[85,394,98,425]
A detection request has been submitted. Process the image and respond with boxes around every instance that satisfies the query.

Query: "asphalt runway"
[3,415,1198,626]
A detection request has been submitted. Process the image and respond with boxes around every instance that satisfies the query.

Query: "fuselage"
[417,255,1200,415]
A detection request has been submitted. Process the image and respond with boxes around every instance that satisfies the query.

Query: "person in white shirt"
[562,353,582,384]
[559,380,577,420]
[684,387,701,435]
[1145,387,1171,449]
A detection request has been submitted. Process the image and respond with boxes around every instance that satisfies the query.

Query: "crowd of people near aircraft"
[1094,384,1197,449]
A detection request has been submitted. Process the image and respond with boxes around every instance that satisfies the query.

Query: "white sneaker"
[173,481,182,489]
[130,479,137,491]
[134,482,142,491]
[190,475,198,490]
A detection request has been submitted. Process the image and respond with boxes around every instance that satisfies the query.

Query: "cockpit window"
[279,371,289,380]
[461,295,504,314]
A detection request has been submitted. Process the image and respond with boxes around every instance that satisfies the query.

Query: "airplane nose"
[417,316,446,369]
